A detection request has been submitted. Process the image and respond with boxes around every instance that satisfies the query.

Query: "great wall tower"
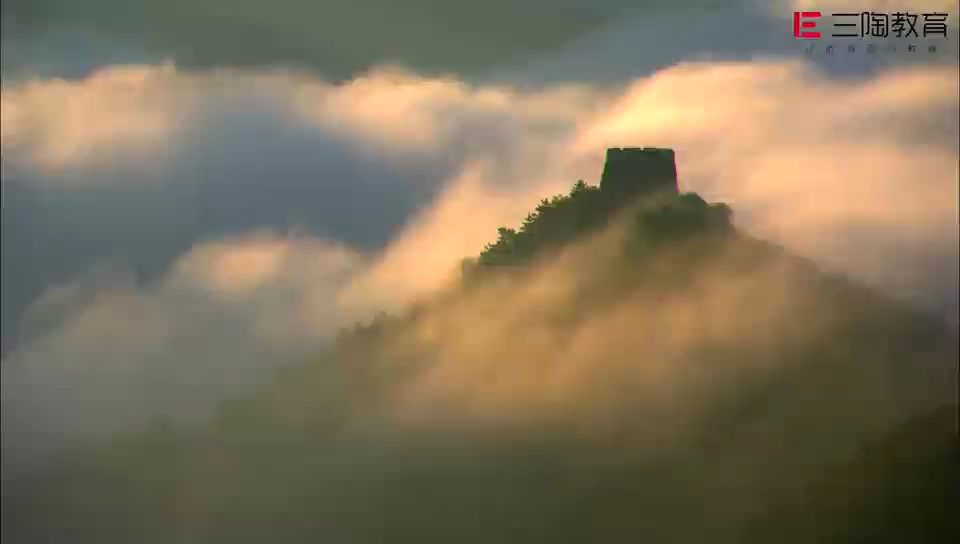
[599,147,679,202]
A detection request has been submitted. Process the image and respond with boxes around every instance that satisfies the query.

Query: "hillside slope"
[4,149,957,544]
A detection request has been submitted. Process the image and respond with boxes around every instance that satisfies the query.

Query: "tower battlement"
[599,147,678,201]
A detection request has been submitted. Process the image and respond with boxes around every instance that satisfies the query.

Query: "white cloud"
[1,50,956,475]
[0,63,183,168]
[1,232,369,470]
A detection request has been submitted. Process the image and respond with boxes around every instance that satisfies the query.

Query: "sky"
[1,0,958,484]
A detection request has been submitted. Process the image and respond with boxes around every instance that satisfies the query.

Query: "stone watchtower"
[599,147,679,202]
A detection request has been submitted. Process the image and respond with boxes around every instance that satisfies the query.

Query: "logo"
[794,11,822,38]
[792,10,949,39]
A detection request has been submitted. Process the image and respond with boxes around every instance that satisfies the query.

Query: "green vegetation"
[474,178,731,269]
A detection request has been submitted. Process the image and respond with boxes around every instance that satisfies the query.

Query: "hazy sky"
[2,0,729,80]
[1,0,958,479]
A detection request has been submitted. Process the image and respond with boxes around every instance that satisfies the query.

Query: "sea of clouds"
[2,0,957,486]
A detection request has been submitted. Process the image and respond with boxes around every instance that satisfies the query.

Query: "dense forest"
[4,163,958,543]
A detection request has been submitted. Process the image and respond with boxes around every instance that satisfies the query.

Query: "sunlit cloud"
[1,47,956,482]
[0,63,183,168]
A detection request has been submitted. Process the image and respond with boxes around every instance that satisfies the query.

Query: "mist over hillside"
[3,1,957,541]
[4,151,956,543]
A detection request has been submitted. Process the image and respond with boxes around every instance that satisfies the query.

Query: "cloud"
[5,200,956,542]
[0,63,182,167]
[1,232,369,472]
[7,0,954,86]
[1,17,957,495]
[1,0,633,80]
[0,65,457,352]
[382,220,955,431]
[483,0,958,87]
[0,62,612,355]
[330,60,959,318]
[570,61,958,305]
